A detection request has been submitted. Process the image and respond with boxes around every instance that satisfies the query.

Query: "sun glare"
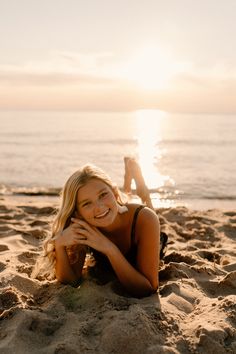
[124,46,174,90]
[135,110,167,189]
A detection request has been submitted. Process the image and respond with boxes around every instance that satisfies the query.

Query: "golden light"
[135,109,167,189]
[123,45,174,90]
[134,109,176,208]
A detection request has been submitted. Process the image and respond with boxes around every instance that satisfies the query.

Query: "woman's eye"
[82,201,91,207]
[100,192,108,198]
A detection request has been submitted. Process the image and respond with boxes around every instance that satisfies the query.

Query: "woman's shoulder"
[126,203,159,226]
[125,204,159,243]
[126,203,157,216]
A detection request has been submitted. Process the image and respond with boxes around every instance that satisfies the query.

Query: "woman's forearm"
[55,243,80,284]
[106,245,156,297]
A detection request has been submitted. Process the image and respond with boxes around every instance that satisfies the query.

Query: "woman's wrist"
[105,242,119,259]
[55,232,65,248]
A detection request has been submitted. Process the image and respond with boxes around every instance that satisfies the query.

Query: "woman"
[43,158,166,297]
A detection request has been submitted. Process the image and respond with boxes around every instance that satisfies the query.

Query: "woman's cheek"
[106,193,117,204]
[78,207,90,220]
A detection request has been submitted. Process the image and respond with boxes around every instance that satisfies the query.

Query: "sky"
[0,0,236,113]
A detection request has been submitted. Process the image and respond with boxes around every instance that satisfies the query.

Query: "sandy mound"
[0,196,236,353]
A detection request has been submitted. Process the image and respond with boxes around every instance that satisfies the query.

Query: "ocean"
[0,110,235,210]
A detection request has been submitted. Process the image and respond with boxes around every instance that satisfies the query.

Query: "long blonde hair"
[33,164,125,279]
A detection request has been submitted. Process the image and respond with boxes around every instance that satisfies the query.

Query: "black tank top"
[124,204,144,265]
[92,205,145,271]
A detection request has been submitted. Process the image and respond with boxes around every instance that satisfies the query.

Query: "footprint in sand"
[166,292,194,314]
[197,250,221,264]
[29,220,49,227]
[224,211,236,217]
[0,225,13,232]
[159,262,189,281]
[196,325,228,354]
[0,205,11,213]
[30,229,47,239]
[27,314,63,336]
[0,213,26,224]
[17,251,37,265]
[160,282,197,305]
[0,244,9,252]
[7,274,40,295]
[20,206,56,215]
[219,295,236,326]
[185,220,203,230]
[219,271,236,288]
[191,240,212,249]
[218,224,236,239]
[13,212,28,221]
[53,343,79,354]
[0,261,6,272]
[162,208,192,225]
[0,225,19,237]
[19,228,47,241]
[164,251,197,265]
[0,214,16,221]
[0,288,20,315]
[193,215,218,226]
[16,264,33,277]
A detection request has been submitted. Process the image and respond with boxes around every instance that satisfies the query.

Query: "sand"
[0,195,236,354]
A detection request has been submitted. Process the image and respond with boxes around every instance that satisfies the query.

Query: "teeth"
[95,210,109,218]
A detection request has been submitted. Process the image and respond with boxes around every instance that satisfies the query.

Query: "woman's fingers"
[74,227,89,239]
[70,218,109,251]
[71,218,93,231]
[71,235,88,247]
[72,220,98,240]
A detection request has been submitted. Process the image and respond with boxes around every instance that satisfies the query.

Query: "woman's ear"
[112,185,119,200]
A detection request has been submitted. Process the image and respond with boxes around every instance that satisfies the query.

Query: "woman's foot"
[123,157,153,209]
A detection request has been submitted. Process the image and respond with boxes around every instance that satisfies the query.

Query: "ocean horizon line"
[0,109,236,116]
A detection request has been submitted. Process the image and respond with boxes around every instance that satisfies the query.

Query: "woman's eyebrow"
[78,198,90,206]
[78,188,108,205]
[98,188,107,193]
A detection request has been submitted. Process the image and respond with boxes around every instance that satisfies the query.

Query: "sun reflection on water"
[135,110,165,188]
[134,110,175,207]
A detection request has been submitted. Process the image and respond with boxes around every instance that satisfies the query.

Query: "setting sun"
[123,46,174,90]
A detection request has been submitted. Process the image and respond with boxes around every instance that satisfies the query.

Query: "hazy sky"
[0,0,236,113]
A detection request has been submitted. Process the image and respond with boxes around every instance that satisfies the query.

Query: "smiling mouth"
[95,209,110,219]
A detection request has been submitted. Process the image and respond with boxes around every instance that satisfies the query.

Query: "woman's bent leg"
[123,157,154,210]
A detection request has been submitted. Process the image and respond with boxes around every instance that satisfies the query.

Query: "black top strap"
[130,205,145,244]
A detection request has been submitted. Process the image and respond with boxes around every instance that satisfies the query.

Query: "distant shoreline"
[1,192,235,212]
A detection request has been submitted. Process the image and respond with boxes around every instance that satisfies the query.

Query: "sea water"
[0,110,235,210]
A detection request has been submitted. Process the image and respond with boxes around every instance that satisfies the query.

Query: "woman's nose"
[94,199,104,211]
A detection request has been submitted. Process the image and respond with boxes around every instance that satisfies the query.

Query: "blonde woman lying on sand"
[41,158,167,298]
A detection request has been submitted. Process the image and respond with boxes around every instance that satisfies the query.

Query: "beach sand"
[0,195,236,354]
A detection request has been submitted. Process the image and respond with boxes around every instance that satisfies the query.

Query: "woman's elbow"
[141,278,158,297]
[56,273,81,287]
[145,284,158,297]
[129,283,158,298]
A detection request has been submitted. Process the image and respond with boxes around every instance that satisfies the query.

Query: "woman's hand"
[54,221,87,284]
[55,221,88,249]
[70,218,115,255]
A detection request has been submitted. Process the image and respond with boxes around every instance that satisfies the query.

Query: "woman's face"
[76,178,119,227]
